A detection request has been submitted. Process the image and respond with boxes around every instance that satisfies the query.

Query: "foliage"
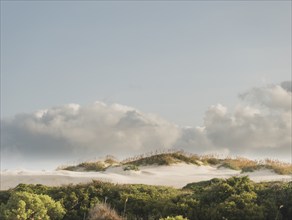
[0,191,65,220]
[1,176,291,220]
[61,151,292,175]
[203,157,221,165]
[123,164,139,171]
[184,177,292,220]
[64,161,106,172]
[88,203,123,220]
[124,152,200,166]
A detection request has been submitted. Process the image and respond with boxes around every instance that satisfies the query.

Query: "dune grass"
[217,157,259,171]
[104,155,119,165]
[123,151,201,166]
[61,151,292,175]
[63,161,106,172]
[262,159,292,175]
[206,156,292,175]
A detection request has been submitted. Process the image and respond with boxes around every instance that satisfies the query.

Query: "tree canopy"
[0,191,65,220]
[0,177,291,220]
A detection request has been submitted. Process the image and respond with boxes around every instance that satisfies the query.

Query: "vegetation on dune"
[123,152,201,166]
[104,158,119,166]
[0,177,292,220]
[61,151,202,172]
[216,157,292,175]
[262,159,292,175]
[1,152,291,219]
[123,164,139,171]
[64,161,106,172]
[201,156,221,165]
[62,155,119,172]
[217,157,259,171]
[61,151,292,175]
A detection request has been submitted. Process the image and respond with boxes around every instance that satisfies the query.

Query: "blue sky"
[1,1,291,169]
[2,1,290,126]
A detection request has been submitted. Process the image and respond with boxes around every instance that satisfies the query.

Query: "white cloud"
[1,102,181,164]
[239,82,292,111]
[1,81,291,168]
[176,81,291,160]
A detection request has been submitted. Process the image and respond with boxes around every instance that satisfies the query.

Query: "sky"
[1,1,291,170]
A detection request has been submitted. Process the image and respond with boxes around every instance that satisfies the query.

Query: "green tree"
[215,192,264,219]
[0,191,65,220]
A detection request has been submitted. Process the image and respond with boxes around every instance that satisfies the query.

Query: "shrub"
[87,203,122,220]
[205,157,221,165]
[80,162,106,171]
[1,177,291,220]
[241,165,262,173]
[63,161,106,172]
[124,152,200,166]
[123,164,139,171]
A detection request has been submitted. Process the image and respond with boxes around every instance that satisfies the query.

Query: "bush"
[87,203,122,220]
[124,152,200,166]
[64,161,106,172]
[123,165,139,171]
[241,165,262,173]
[205,157,221,165]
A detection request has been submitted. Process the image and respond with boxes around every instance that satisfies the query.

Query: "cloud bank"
[1,81,291,169]
[177,82,291,158]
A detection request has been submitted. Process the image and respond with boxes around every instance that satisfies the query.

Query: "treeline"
[0,177,291,220]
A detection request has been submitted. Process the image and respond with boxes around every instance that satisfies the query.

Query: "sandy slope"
[1,163,291,190]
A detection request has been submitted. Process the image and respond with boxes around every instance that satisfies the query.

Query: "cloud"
[281,81,292,92]
[239,81,291,111]
[1,102,181,166]
[1,81,291,169]
[175,81,291,160]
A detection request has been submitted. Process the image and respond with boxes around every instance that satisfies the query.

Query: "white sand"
[1,163,291,190]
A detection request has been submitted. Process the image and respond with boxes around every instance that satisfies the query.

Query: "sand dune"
[1,163,291,190]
